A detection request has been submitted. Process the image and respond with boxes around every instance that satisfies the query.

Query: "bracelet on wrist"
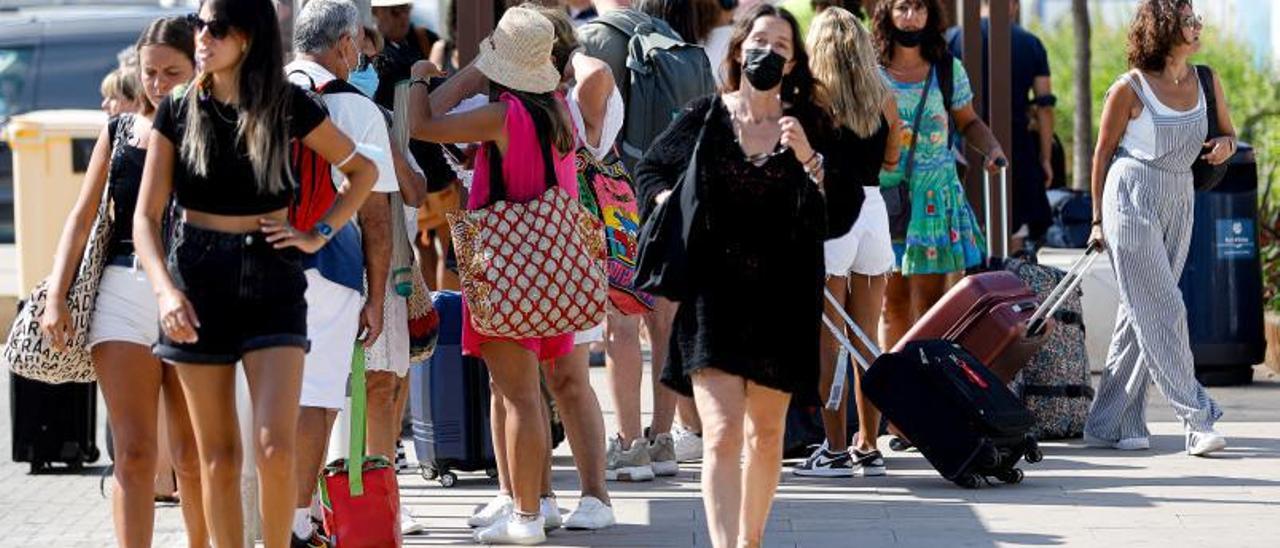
[1091,219,1102,226]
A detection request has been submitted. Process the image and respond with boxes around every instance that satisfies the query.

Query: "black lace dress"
[635,97,857,404]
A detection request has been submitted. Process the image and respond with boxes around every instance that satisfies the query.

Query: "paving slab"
[2,364,1278,547]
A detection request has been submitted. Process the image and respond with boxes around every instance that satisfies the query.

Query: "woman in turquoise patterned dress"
[872,0,1007,346]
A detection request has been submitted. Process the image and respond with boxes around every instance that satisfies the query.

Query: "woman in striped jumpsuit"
[1085,0,1235,457]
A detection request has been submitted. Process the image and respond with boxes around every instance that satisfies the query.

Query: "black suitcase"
[822,295,1042,488]
[10,373,100,474]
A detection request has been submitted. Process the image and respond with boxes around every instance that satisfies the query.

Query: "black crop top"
[837,114,891,187]
[105,114,147,257]
[153,85,326,215]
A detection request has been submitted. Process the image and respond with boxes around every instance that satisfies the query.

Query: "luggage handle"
[980,156,1010,261]
[821,288,882,411]
[1026,243,1104,336]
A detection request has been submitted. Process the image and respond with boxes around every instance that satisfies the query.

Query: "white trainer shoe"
[648,433,679,477]
[473,514,546,545]
[468,493,513,528]
[1187,430,1227,457]
[563,496,616,530]
[1083,433,1150,451]
[672,425,703,463]
[541,496,562,530]
[400,504,427,536]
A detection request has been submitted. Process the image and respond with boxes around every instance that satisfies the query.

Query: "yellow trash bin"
[2,109,107,295]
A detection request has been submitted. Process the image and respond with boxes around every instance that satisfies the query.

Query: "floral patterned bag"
[575,147,654,315]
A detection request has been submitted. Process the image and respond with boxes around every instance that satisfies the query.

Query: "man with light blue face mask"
[284,0,432,543]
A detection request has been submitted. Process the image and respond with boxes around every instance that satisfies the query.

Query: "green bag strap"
[346,344,368,496]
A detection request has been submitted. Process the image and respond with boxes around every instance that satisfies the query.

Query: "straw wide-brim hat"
[473,7,560,94]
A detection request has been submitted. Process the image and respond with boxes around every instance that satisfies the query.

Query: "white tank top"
[1119,71,1205,160]
[567,84,625,161]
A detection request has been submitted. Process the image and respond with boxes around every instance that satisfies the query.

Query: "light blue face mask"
[348,55,379,97]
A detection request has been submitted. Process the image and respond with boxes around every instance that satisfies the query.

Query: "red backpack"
[288,75,363,231]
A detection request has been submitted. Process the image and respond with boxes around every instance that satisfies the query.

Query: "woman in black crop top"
[132,2,378,546]
[791,8,904,480]
[40,16,214,547]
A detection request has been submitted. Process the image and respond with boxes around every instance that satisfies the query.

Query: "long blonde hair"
[808,7,888,138]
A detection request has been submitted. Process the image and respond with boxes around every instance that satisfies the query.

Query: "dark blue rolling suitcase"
[409,291,497,488]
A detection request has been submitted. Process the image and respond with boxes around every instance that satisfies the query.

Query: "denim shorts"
[154,223,310,365]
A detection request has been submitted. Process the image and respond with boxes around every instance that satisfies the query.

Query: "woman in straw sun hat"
[408,6,579,545]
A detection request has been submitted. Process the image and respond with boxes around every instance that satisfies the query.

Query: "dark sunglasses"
[188,14,232,40]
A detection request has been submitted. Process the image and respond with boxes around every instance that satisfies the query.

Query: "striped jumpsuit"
[1084,72,1223,442]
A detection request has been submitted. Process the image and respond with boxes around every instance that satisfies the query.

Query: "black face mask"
[894,28,926,48]
[742,48,786,91]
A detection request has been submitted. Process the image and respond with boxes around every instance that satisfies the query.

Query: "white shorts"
[88,265,160,350]
[825,187,896,277]
[574,323,605,345]
[301,270,364,409]
[364,279,411,377]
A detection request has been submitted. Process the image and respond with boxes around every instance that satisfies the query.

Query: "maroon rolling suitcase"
[887,166,1097,383]
[892,271,1047,382]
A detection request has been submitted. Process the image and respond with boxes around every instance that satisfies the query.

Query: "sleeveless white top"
[567,84,625,161]
[1119,71,1205,161]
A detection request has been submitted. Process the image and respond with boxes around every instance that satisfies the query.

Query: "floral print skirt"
[890,167,987,276]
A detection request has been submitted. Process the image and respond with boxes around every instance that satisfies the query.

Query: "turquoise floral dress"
[879,58,986,276]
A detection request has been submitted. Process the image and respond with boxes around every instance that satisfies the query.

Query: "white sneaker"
[540,496,562,529]
[1187,430,1227,457]
[672,425,703,463]
[400,504,427,536]
[563,496,616,530]
[605,435,655,481]
[648,433,679,477]
[473,513,546,545]
[468,493,513,528]
[1083,433,1150,451]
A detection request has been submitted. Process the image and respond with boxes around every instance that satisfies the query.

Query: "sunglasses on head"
[188,14,231,40]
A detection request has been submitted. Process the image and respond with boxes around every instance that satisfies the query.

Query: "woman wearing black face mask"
[872,0,1006,353]
[634,5,853,547]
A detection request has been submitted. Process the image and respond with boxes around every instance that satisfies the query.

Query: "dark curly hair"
[724,3,831,131]
[872,0,951,65]
[1127,0,1195,72]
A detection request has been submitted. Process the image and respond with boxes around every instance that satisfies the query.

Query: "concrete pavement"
[2,365,1278,547]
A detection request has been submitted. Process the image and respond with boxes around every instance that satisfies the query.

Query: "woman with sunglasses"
[635,5,854,547]
[133,1,377,546]
[872,0,1006,352]
[42,16,209,548]
[1084,0,1232,457]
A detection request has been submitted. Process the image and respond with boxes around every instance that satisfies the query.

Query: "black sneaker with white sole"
[792,445,853,477]
[852,448,886,477]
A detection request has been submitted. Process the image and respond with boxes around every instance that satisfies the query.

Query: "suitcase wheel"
[1025,446,1044,464]
[996,468,1025,484]
[420,464,438,481]
[954,473,984,489]
[85,448,101,463]
[485,468,499,479]
[29,461,46,475]
[438,471,458,488]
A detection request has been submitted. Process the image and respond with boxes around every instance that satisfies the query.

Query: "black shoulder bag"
[1191,65,1229,191]
[634,97,718,302]
[884,67,935,240]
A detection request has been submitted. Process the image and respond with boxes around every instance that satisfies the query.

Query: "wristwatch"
[314,222,335,241]
[410,78,431,90]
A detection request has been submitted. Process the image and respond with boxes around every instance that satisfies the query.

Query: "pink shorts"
[461,302,574,362]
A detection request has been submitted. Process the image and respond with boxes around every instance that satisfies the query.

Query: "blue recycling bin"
[1178,143,1264,386]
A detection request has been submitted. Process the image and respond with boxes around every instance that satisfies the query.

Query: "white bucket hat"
[370,0,412,7]
[473,7,560,94]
